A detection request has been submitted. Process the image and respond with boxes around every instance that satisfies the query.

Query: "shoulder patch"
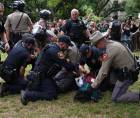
[100,53,109,62]
[102,53,109,61]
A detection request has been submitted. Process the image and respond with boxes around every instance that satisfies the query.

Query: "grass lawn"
[0,52,140,118]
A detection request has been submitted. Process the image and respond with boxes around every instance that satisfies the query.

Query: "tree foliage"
[125,0,140,16]
[0,0,127,21]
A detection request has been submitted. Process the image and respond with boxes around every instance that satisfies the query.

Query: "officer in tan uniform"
[4,0,33,49]
[90,31,140,102]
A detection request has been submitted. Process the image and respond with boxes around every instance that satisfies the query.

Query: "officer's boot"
[0,84,3,97]
[0,83,7,97]
[21,90,29,105]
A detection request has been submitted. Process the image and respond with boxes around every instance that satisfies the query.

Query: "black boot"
[0,83,7,97]
[21,90,28,105]
[0,84,3,97]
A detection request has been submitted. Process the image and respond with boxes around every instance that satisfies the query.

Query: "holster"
[0,66,17,83]
[113,67,139,82]
[9,32,23,48]
[27,63,62,90]
[113,67,130,81]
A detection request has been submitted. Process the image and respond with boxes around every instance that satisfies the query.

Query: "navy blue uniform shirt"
[4,41,30,70]
[34,44,75,72]
[79,47,102,72]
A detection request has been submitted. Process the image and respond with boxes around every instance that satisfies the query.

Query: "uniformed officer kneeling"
[90,31,140,103]
[20,35,76,105]
[79,44,102,75]
[0,33,36,96]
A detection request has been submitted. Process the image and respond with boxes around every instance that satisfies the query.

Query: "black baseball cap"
[22,33,35,45]
[58,35,73,46]
[79,44,89,56]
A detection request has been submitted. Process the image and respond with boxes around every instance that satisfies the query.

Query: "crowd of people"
[0,0,140,106]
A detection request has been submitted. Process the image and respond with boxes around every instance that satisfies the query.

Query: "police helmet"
[39,9,52,20]
[13,0,25,11]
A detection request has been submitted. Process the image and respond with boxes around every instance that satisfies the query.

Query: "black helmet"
[13,0,25,11]
[39,9,52,20]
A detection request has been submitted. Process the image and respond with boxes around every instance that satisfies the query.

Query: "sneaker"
[21,90,28,105]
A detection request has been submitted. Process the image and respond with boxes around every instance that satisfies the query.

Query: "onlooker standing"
[61,9,90,48]
[107,14,121,42]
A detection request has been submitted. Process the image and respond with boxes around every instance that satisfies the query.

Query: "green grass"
[0,52,140,118]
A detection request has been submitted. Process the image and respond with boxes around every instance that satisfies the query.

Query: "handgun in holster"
[3,67,16,75]
[114,67,130,81]
[0,66,16,82]
[117,67,139,82]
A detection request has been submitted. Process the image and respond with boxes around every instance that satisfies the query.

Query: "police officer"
[0,33,35,96]
[32,9,52,49]
[61,9,89,47]
[90,31,140,102]
[20,35,76,105]
[54,41,79,93]
[0,3,10,51]
[4,0,33,49]
[79,44,113,91]
[107,14,121,42]
[79,44,102,75]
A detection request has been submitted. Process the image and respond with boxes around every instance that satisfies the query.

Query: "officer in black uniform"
[0,2,10,51]
[79,44,102,75]
[0,33,35,96]
[61,9,89,48]
[79,44,113,91]
[21,35,76,105]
